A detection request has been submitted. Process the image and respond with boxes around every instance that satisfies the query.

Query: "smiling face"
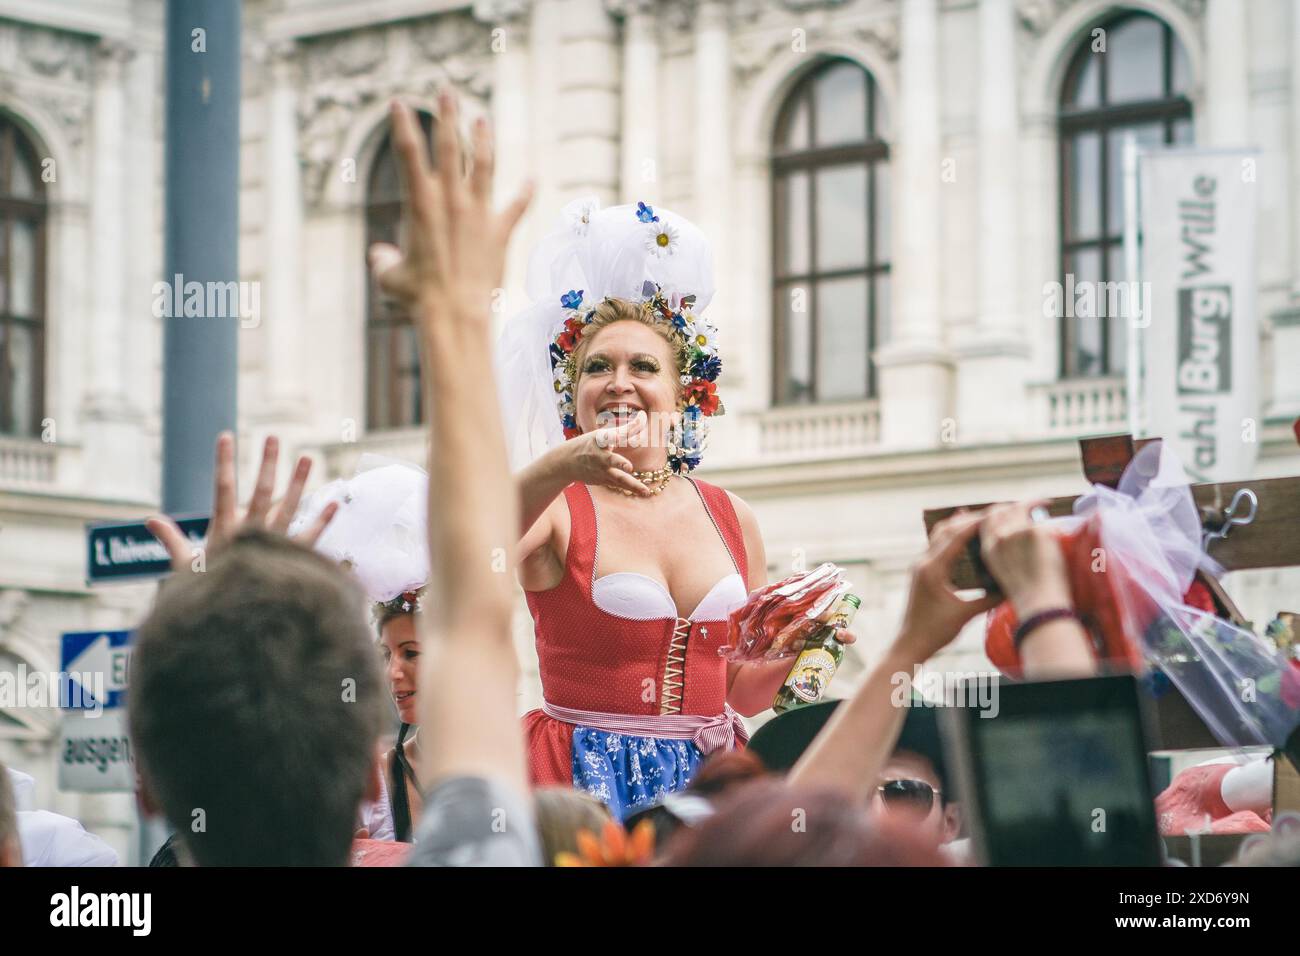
[378,613,420,724]
[572,317,681,444]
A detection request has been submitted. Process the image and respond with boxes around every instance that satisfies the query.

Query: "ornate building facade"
[1,0,1299,863]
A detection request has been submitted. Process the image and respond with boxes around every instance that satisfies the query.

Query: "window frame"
[770,57,890,406]
[363,113,434,432]
[1056,11,1192,379]
[0,115,47,439]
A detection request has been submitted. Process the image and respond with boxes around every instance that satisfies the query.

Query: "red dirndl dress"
[523,478,750,820]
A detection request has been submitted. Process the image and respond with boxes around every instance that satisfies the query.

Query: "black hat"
[746,699,952,799]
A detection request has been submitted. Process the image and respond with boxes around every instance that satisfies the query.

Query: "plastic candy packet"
[721,563,851,663]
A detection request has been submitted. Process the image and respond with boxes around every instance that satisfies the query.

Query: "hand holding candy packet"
[721,563,853,662]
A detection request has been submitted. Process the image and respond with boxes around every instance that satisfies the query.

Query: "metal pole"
[162,0,241,515]
[1122,133,1141,437]
[147,0,241,866]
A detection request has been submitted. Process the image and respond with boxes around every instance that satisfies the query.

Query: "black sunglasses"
[876,779,941,813]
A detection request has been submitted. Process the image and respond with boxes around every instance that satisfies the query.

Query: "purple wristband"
[1013,608,1079,650]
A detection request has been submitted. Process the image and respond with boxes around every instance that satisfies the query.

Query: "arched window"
[1058,11,1192,378]
[0,116,46,437]
[771,57,889,405]
[365,112,434,431]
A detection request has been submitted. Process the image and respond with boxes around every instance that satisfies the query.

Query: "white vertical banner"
[1139,148,1259,482]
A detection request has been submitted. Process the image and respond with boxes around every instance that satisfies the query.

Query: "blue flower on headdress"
[636,201,659,224]
[691,355,722,382]
[683,404,702,420]
[560,289,584,310]
[562,414,577,430]
[671,313,688,330]
[671,455,702,474]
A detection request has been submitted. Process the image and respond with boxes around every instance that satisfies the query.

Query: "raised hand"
[563,411,655,498]
[368,91,532,325]
[894,510,1001,663]
[978,500,1072,616]
[146,432,337,573]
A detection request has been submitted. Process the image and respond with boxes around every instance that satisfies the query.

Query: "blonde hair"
[533,787,613,866]
[569,298,689,400]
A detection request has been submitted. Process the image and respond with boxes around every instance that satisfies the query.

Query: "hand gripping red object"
[984,515,1156,678]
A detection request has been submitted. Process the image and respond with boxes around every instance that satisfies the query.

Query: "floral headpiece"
[548,204,724,473]
[374,587,424,622]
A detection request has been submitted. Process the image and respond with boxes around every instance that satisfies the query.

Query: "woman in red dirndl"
[500,200,809,820]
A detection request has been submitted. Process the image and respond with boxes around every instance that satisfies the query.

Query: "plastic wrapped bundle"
[721,563,852,663]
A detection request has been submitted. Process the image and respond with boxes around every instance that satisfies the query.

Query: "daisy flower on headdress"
[635,201,659,224]
[685,319,718,355]
[646,221,680,259]
[568,200,598,236]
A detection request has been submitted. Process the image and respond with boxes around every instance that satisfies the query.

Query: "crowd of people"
[1,90,1296,868]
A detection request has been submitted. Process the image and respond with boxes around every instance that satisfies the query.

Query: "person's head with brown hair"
[533,787,614,866]
[686,748,771,799]
[0,762,20,867]
[129,529,388,867]
[658,779,950,867]
[375,596,422,727]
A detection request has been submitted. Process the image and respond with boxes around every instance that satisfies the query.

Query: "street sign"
[86,515,208,583]
[60,630,131,711]
[58,710,134,792]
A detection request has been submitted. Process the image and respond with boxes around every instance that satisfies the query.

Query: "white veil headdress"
[495,198,717,471]
[288,454,429,608]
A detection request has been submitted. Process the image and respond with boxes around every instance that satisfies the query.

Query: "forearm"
[1019,620,1096,679]
[727,658,795,718]
[787,642,922,800]
[517,447,570,540]
[420,308,518,639]
[416,304,528,793]
[1012,587,1096,680]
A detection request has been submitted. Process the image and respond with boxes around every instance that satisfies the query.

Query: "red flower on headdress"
[684,380,720,415]
[557,316,586,353]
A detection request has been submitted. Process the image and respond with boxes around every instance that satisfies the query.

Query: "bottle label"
[784,648,836,704]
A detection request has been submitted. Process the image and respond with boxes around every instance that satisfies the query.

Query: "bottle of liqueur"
[772,594,861,714]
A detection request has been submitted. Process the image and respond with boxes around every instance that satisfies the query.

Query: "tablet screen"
[961,678,1160,866]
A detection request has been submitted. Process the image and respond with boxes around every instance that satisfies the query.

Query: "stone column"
[1269,0,1300,419]
[81,39,143,499]
[86,40,131,410]
[1292,0,1300,288]
[554,0,620,199]
[1205,0,1250,146]
[474,1,533,334]
[260,40,307,421]
[690,0,736,400]
[874,0,951,449]
[953,0,1030,441]
[615,0,660,203]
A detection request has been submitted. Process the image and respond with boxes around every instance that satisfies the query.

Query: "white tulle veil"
[288,454,429,607]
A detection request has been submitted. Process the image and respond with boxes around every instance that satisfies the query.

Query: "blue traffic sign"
[60,630,132,710]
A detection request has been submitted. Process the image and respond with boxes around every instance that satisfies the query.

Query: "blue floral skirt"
[570,726,703,822]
